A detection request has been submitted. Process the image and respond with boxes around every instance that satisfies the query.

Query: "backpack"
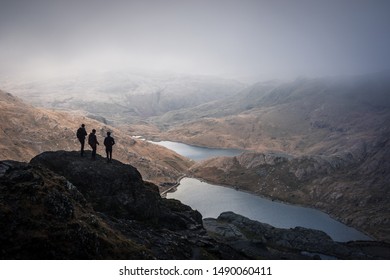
[76,128,83,139]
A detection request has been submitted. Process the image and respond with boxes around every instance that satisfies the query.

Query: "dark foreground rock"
[1,151,389,259]
[30,151,201,230]
[204,212,390,260]
[0,160,151,259]
[1,153,242,259]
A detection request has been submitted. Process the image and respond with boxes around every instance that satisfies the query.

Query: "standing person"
[103,131,115,163]
[76,124,87,157]
[88,129,99,160]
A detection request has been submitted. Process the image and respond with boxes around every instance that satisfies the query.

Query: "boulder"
[30,151,202,230]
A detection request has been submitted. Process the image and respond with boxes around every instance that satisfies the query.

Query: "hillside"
[2,72,389,243]
[150,72,390,156]
[149,72,390,241]
[0,89,192,186]
[190,148,390,242]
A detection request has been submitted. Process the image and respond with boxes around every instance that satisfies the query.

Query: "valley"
[1,70,390,243]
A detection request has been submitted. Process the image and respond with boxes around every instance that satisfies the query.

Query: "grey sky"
[1,0,390,81]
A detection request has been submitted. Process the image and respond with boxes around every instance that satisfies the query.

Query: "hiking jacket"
[104,136,115,149]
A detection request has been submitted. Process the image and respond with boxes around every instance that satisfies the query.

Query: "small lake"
[149,140,243,161]
[167,178,371,242]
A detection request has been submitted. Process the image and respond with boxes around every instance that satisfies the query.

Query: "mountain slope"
[152,72,390,156]
[144,72,390,241]
[0,89,192,186]
[190,145,390,241]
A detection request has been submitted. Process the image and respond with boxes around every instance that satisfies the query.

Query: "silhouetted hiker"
[103,131,115,163]
[76,124,87,156]
[88,129,99,160]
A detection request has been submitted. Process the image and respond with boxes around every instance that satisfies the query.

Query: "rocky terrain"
[190,147,390,242]
[0,152,228,259]
[1,151,388,259]
[205,212,390,260]
[1,71,389,254]
[0,89,192,186]
[156,72,390,242]
[153,72,390,155]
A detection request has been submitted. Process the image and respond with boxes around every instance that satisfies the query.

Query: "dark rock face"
[30,151,159,220]
[2,152,389,259]
[204,212,390,260]
[1,152,242,259]
[0,160,152,259]
[30,151,202,230]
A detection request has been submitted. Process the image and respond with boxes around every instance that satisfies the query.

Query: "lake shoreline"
[145,138,375,241]
[167,177,375,242]
[187,175,376,241]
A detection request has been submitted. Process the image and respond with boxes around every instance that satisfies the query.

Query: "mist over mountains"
[1,0,390,261]
[5,70,390,156]
[150,71,390,156]
[1,71,244,123]
[1,70,390,242]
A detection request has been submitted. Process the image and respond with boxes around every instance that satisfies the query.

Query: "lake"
[167,178,371,242]
[149,140,243,161]
[153,140,371,242]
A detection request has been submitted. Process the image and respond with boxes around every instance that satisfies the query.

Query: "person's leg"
[106,149,109,162]
[80,140,85,156]
[92,146,96,159]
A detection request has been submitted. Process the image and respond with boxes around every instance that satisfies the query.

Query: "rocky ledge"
[1,151,389,259]
[204,212,390,260]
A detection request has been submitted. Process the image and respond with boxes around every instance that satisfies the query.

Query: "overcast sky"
[1,0,390,81]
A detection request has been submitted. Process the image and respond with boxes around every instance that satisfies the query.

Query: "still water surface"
[155,141,371,241]
[149,140,242,161]
[168,178,371,242]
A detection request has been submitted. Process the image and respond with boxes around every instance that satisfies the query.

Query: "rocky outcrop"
[0,152,241,259]
[204,212,390,260]
[192,142,390,242]
[30,151,200,229]
[1,151,388,259]
[0,160,152,259]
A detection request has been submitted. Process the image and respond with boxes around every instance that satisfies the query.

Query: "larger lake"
[167,178,371,242]
[155,140,371,242]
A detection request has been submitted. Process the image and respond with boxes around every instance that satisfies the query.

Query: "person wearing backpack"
[88,129,99,160]
[103,131,115,163]
[76,124,87,157]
